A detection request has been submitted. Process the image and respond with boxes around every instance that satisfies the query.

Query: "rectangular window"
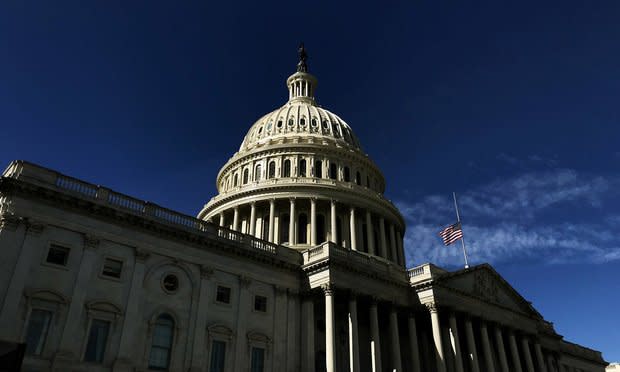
[216,286,231,304]
[250,347,265,372]
[84,319,110,363]
[46,245,69,266]
[101,258,123,278]
[25,309,52,355]
[209,340,226,372]
[254,295,267,312]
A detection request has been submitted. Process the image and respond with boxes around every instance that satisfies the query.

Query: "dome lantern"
[287,43,318,104]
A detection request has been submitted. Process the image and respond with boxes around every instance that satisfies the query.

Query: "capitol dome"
[198,45,405,266]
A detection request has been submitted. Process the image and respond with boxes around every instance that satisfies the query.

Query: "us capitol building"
[0,47,608,372]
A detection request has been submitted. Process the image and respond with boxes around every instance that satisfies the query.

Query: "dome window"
[355,171,361,185]
[315,160,322,178]
[300,118,306,126]
[234,173,238,187]
[258,126,263,135]
[329,163,338,180]
[277,120,283,128]
[283,159,291,177]
[344,167,351,182]
[254,164,262,182]
[322,120,328,129]
[267,122,272,132]
[243,169,249,184]
[268,161,276,179]
[288,118,295,126]
[332,123,341,138]
[311,118,318,128]
[299,159,307,177]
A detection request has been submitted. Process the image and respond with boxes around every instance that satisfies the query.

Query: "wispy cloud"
[396,168,620,268]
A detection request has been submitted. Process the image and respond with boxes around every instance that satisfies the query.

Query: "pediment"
[437,264,542,318]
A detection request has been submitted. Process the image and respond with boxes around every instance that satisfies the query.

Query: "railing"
[4,161,289,260]
[408,266,426,278]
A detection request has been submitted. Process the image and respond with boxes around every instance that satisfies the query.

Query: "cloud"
[396,168,620,268]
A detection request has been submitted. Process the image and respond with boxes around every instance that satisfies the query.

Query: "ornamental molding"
[83,234,100,249]
[25,219,46,236]
[0,212,21,231]
[200,265,214,279]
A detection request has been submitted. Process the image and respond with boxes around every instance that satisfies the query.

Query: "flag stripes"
[439,222,463,246]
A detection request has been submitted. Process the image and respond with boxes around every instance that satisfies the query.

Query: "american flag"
[439,222,463,246]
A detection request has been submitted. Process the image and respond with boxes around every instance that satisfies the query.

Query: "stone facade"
[0,53,608,372]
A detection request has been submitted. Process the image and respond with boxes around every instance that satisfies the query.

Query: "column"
[369,299,382,372]
[389,224,398,263]
[534,342,548,372]
[289,199,296,245]
[464,317,480,372]
[449,312,465,372]
[479,321,495,372]
[189,266,213,371]
[521,337,535,372]
[219,212,225,227]
[234,277,252,372]
[379,217,387,259]
[310,198,317,245]
[249,202,256,237]
[546,354,556,372]
[348,294,360,372]
[56,235,100,360]
[396,230,405,266]
[301,296,315,372]
[114,249,149,369]
[494,325,510,372]
[427,304,446,372]
[365,211,375,255]
[0,221,43,340]
[349,207,357,251]
[324,285,336,372]
[232,207,239,231]
[389,307,403,372]
[408,314,422,372]
[268,199,275,242]
[330,200,338,244]
[508,330,524,372]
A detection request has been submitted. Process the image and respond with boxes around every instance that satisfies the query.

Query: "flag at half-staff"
[439,222,463,246]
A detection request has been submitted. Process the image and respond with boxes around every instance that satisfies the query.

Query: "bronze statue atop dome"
[297,43,308,72]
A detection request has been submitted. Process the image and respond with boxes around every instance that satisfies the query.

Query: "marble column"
[369,300,382,372]
[479,321,495,372]
[249,202,257,237]
[379,217,387,259]
[547,354,556,372]
[330,200,338,244]
[189,266,213,371]
[301,296,315,372]
[408,314,422,372]
[534,342,548,372]
[268,200,275,242]
[365,211,375,255]
[389,224,398,264]
[464,317,480,372]
[521,337,535,372]
[348,294,360,372]
[232,207,239,231]
[114,248,148,369]
[427,304,446,372]
[396,230,405,266]
[389,307,403,372]
[508,330,524,372]
[289,199,296,245]
[449,312,465,372]
[234,277,252,372]
[219,212,225,227]
[349,207,357,251]
[494,325,510,372]
[310,198,317,245]
[324,285,336,372]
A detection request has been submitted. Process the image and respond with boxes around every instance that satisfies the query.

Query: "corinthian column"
[268,199,275,242]
[289,199,296,245]
[389,224,397,263]
[389,307,402,372]
[479,321,495,372]
[323,284,336,372]
[408,314,421,372]
[448,312,464,372]
[521,336,535,372]
[232,206,239,231]
[348,294,360,372]
[508,330,523,372]
[310,198,317,245]
[464,316,480,372]
[534,342,548,372]
[427,303,446,372]
[249,202,256,236]
[494,325,510,372]
[369,299,382,372]
[366,210,375,255]
[349,207,357,250]
[379,217,387,258]
[330,200,338,244]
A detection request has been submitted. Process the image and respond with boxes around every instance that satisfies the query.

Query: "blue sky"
[1,0,619,362]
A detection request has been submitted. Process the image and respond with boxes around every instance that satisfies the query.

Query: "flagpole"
[453,192,470,269]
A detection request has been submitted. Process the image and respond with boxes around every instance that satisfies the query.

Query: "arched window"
[299,159,307,177]
[329,163,337,180]
[268,161,276,179]
[148,314,174,370]
[283,159,291,177]
[233,173,238,187]
[243,169,249,184]
[344,167,350,182]
[254,164,262,182]
[316,214,326,244]
[298,214,308,244]
[315,160,322,178]
[355,171,361,185]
